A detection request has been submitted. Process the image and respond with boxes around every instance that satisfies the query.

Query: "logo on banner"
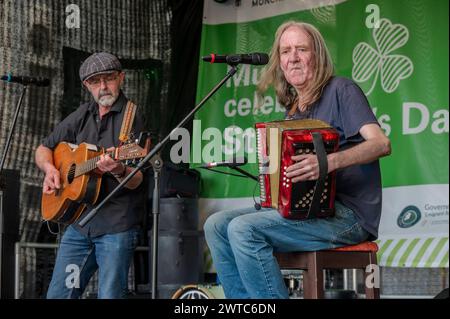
[352,18,414,95]
[397,205,422,228]
[251,0,283,7]
[310,5,336,25]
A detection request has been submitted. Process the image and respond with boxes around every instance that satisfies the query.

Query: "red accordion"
[255,119,339,219]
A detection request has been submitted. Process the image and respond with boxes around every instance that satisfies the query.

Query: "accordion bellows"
[255,119,339,219]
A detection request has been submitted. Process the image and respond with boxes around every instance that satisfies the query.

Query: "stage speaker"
[149,229,204,299]
[0,169,20,299]
[148,197,203,298]
[159,197,199,231]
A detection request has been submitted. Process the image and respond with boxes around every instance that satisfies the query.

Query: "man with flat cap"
[35,52,146,299]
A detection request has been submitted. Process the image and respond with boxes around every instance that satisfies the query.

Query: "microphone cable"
[200,166,262,211]
[198,166,249,179]
[140,158,263,210]
[252,178,262,210]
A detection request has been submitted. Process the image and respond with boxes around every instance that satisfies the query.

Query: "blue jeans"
[203,202,369,299]
[46,226,139,299]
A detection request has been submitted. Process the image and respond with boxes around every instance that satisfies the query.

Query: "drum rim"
[171,284,216,299]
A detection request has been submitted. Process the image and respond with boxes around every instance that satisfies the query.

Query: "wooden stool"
[274,241,380,299]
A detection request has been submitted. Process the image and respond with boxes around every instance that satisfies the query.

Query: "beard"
[95,89,119,107]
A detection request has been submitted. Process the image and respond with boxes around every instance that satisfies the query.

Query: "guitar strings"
[65,150,118,180]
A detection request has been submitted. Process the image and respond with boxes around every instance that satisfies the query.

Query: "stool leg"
[364,274,380,299]
[303,253,324,299]
[364,252,380,299]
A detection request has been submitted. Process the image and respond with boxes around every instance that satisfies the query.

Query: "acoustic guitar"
[41,140,148,224]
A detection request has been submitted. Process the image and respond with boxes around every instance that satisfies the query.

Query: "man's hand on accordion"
[285,154,334,183]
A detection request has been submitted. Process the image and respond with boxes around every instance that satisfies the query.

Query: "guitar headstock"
[115,142,148,161]
[113,132,151,164]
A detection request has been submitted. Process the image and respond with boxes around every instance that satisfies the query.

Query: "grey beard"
[96,93,118,107]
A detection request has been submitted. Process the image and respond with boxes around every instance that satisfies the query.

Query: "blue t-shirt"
[287,76,382,239]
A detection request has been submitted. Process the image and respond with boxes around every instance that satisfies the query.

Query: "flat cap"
[79,52,122,81]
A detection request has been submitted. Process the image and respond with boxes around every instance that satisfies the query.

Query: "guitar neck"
[74,150,114,177]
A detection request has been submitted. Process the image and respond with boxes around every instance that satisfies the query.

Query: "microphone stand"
[0,85,26,175]
[0,85,27,299]
[148,153,162,299]
[78,65,239,299]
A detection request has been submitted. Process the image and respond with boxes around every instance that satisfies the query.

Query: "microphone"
[202,53,269,65]
[1,74,50,87]
[202,157,247,168]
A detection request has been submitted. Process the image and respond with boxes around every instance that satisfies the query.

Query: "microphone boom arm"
[78,65,239,226]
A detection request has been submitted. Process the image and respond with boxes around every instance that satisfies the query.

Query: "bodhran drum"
[171,284,225,299]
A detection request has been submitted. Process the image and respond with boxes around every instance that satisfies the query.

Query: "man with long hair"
[204,21,391,299]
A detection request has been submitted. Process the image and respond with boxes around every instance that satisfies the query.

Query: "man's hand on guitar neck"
[96,147,144,189]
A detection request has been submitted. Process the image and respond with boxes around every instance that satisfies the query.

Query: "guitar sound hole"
[67,164,76,184]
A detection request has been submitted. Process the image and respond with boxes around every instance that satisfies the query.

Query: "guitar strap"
[119,100,137,144]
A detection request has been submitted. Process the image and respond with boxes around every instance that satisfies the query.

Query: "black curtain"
[164,0,204,163]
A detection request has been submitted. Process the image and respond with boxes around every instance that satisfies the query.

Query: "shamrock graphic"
[310,5,336,25]
[352,18,413,95]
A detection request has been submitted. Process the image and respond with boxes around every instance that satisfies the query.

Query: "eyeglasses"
[86,72,120,86]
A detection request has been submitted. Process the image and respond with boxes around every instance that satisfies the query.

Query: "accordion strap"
[307,132,328,218]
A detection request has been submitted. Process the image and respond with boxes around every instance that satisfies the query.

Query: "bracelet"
[112,164,127,178]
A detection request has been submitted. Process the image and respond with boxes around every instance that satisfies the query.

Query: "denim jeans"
[46,225,139,299]
[203,201,369,299]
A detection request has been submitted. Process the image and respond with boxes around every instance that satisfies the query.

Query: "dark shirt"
[42,91,146,237]
[287,76,382,239]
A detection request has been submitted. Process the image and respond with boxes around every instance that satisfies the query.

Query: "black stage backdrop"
[164,0,203,162]
[0,0,203,298]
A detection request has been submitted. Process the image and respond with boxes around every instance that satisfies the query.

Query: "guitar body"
[41,142,103,224]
